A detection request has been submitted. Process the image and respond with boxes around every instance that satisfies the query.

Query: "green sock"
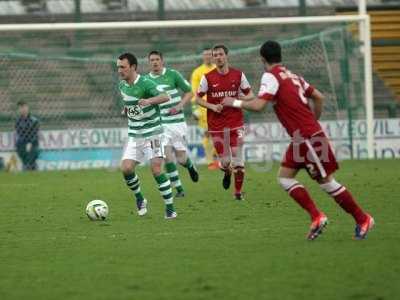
[183,158,194,169]
[165,162,184,193]
[154,173,174,205]
[166,203,175,213]
[124,173,144,201]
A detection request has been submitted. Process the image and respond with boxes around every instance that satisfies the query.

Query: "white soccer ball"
[86,199,109,221]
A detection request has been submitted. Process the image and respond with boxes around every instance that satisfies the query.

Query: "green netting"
[0,23,365,131]
[0,21,370,170]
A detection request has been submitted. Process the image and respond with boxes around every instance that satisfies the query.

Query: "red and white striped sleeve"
[196,75,208,98]
[240,72,251,95]
[258,72,279,101]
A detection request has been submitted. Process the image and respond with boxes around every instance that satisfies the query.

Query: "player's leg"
[197,107,218,170]
[211,131,233,190]
[306,132,374,239]
[203,133,219,170]
[164,144,185,197]
[121,159,147,216]
[30,142,39,170]
[175,149,199,183]
[26,144,35,170]
[26,142,39,170]
[172,122,199,183]
[278,166,325,221]
[202,133,212,165]
[219,155,232,190]
[230,128,245,200]
[231,148,245,200]
[318,175,374,239]
[16,142,28,170]
[147,136,176,219]
[121,138,147,216]
[278,142,327,240]
[151,157,176,219]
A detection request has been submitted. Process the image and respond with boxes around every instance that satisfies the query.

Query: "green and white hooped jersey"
[119,75,164,138]
[146,68,191,125]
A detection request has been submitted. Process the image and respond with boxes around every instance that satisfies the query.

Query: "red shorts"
[281,132,339,180]
[209,127,244,157]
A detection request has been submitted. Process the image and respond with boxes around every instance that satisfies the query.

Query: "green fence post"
[74,0,81,23]
[342,29,354,159]
[158,0,165,20]
[299,0,306,16]
[299,0,307,35]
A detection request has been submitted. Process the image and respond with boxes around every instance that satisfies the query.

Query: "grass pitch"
[0,159,399,300]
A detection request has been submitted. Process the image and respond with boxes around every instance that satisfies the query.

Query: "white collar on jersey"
[149,67,166,78]
[134,74,141,84]
[124,74,141,86]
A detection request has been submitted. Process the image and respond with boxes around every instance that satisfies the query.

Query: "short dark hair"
[212,44,229,55]
[260,40,282,64]
[17,100,27,107]
[118,52,138,67]
[148,50,163,59]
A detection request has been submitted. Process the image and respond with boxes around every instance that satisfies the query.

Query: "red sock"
[333,189,367,224]
[289,186,321,220]
[233,166,244,194]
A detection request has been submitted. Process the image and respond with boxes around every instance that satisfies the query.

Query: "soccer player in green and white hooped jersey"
[117,52,177,219]
[146,50,199,198]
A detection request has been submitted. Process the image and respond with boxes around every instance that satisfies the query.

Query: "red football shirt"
[258,65,322,138]
[197,67,251,132]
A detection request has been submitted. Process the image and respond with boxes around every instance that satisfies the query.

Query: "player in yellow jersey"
[191,47,219,170]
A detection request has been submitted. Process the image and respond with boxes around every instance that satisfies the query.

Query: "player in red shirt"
[222,40,374,240]
[195,44,253,200]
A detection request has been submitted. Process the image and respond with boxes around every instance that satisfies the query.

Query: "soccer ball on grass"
[86,199,109,221]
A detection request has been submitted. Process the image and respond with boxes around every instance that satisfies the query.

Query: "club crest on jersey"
[211,90,237,98]
[127,105,143,118]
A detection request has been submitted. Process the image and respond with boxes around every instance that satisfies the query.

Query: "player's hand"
[212,104,223,113]
[121,107,127,116]
[192,113,199,121]
[169,106,181,115]
[138,99,151,107]
[222,97,235,107]
[192,107,200,120]
[26,143,32,152]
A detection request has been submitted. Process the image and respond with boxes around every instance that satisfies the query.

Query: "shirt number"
[279,70,308,104]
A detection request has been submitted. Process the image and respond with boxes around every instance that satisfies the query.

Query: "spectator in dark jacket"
[15,101,40,170]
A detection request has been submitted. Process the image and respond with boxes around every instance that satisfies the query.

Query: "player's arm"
[31,117,39,142]
[195,95,223,113]
[171,91,193,115]
[139,80,170,107]
[170,70,193,115]
[195,75,222,113]
[300,76,324,120]
[223,72,277,111]
[222,96,267,111]
[139,93,169,106]
[309,88,324,120]
[190,68,202,119]
[237,72,255,101]
[238,90,255,101]
[190,68,200,103]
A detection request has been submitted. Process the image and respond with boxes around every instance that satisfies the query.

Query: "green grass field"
[0,159,399,300]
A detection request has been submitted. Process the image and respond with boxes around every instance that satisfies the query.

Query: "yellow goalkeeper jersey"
[191,63,216,129]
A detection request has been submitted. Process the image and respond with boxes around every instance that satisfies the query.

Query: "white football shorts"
[121,135,165,163]
[162,122,188,152]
